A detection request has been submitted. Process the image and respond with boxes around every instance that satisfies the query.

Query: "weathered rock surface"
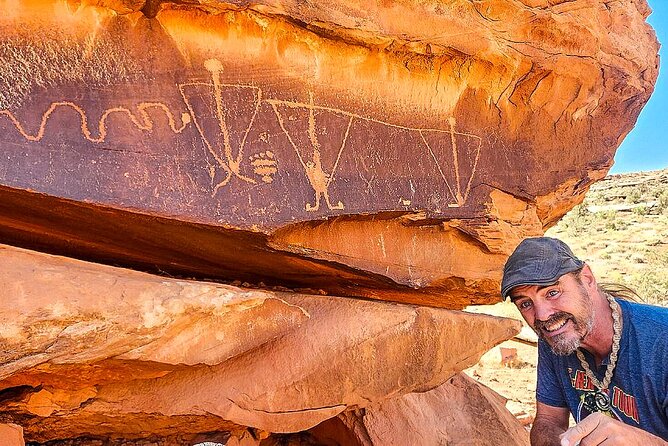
[0,244,520,443]
[0,424,25,446]
[223,373,529,445]
[348,372,530,446]
[0,0,659,307]
[311,373,529,446]
[0,0,659,442]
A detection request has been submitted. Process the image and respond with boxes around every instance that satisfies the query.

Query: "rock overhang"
[0,0,659,308]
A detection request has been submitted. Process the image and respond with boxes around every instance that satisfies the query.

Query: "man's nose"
[533,300,554,322]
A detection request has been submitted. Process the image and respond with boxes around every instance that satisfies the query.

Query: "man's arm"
[530,402,570,446]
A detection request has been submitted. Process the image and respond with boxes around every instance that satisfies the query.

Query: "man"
[501,237,668,446]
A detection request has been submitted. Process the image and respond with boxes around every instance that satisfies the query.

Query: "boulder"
[0,245,309,381]
[0,244,520,443]
[337,373,529,446]
[0,424,25,446]
[0,0,658,307]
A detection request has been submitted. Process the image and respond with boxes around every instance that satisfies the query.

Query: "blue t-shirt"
[536,299,668,439]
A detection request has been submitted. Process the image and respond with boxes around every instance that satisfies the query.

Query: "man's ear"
[579,264,597,291]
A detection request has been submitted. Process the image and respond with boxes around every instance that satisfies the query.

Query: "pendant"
[582,390,611,413]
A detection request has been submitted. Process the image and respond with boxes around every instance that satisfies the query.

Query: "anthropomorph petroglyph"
[269,92,350,212]
[267,94,482,209]
[0,58,483,210]
[418,116,480,208]
[178,58,260,195]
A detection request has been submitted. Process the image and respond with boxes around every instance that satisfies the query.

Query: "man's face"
[510,273,594,355]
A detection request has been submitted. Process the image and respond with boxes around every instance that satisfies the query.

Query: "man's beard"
[533,287,594,356]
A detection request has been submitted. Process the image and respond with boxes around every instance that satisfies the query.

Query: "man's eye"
[518,300,533,310]
[547,289,560,298]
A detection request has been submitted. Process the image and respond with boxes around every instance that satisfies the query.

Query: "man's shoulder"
[619,299,668,354]
[619,299,668,327]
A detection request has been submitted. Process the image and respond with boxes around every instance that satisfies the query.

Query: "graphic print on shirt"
[568,367,640,423]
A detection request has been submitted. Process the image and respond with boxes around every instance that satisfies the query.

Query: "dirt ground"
[464,339,538,425]
[464,301,538,427]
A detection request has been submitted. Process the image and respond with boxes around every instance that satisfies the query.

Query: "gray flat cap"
[501,237,584,298]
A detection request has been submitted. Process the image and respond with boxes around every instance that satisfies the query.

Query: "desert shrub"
[626,273,668,306]
[657,189,668,214]
[602,210,617,219]
[626,187,642,204]
[623,252,668,306]
[596,209,628,231]
[604,219,618,231]
[564,205,593,236]
[632,205,649,216]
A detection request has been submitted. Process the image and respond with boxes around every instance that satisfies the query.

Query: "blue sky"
[612,0,667,173]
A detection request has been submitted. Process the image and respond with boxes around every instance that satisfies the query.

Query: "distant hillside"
[546,168,668,305]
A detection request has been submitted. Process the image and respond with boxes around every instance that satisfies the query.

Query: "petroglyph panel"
[0,53,488,228]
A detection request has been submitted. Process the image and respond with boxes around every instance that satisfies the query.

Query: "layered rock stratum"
[0,244,521,444]
[0,0,659,443]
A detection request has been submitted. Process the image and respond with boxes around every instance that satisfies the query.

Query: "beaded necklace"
[575,293,622,413]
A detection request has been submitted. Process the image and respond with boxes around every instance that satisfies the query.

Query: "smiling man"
[501,237,668,446]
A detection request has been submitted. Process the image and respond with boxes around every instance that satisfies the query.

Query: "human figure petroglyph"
[302,147,344,212]
[178,58,260,195]
[269,92,350,212]
[418,116,481,207]
[269,94,482,209]
[447,116,465,206]
[0,59,483,209]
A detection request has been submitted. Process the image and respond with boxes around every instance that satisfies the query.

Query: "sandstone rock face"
[224,373,529,445]
[0,0,659,443]
[0,424,25,446]
[352,373,529,446]
[310,373,529,446]
[0,0,659,307]
[0,245,308,380]
[0,244,521,443]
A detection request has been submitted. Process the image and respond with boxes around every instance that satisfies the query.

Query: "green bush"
[563,205,594,236]
[626,273,668,306]
[623,252,668,305]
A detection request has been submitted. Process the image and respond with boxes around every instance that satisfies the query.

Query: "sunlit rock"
[0,0,658,307]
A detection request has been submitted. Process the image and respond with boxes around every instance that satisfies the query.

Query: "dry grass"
[546,168,668,305]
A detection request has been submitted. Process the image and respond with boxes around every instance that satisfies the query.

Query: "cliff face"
[0,0,658,307]
[0,0,659,443]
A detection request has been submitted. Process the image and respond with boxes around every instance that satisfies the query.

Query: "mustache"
[534,312,574,332]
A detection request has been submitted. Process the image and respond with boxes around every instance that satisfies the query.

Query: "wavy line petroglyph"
[0,58,483,209]
[0,101,191,143]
